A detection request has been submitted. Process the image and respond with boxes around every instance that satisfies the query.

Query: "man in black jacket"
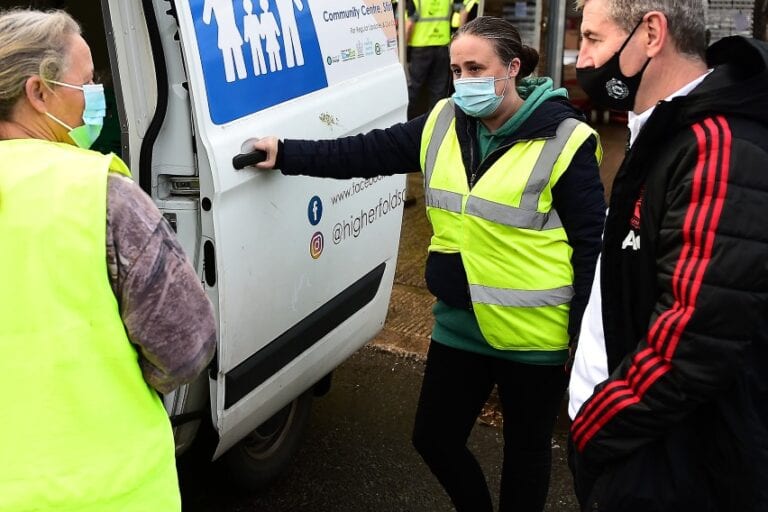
[567,0,768,510]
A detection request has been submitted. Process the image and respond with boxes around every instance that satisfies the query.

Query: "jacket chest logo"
[621,186,644,251]
[622,230,641,251]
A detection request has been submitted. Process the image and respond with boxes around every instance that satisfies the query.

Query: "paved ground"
[178,346,580,512]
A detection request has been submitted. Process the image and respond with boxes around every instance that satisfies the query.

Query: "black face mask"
[576,19,651,112]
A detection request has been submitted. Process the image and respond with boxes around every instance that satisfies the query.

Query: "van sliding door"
[170,0,408,456]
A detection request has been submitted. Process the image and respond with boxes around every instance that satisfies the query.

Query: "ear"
[643,11,668,58]
[509,57,522,78]
[23,76,54,115]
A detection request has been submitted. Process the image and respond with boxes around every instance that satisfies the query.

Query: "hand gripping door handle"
[232,150,267,170]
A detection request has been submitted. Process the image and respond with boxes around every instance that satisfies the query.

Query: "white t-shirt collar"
[627,70,713,147]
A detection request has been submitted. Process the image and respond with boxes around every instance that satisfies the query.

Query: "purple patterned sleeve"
[106,174,216,393]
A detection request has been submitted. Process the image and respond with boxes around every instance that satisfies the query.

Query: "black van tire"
[223,390,313,489]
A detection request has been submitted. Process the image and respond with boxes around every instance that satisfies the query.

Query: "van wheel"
[223,390,313,489]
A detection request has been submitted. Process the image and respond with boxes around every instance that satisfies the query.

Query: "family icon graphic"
[257,0,282,72]
[243,0,267,75]
[203,0,306,82]
[276,0,304,68]
[203,0,247,82]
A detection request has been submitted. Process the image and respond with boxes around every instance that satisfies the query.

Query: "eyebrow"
[452,59,483,67]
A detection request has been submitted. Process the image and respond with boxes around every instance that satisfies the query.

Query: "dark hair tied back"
[454,16,539,79]
[516,45,539,79]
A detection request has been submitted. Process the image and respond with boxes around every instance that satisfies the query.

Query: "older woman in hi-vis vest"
[251,16,605,512]
[0,9,215,511]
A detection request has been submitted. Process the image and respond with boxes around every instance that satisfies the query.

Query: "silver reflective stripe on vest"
[470,284,575,308]
[424,100,455,185]
[465,196,563,230]
[520,117,581,210]
[424,108,581,230]
[417,15,451,20]
[464,117,581,230]
[425,188,463,213]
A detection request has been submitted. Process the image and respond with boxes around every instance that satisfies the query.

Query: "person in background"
[250,16,605,512]
[0,9,216,511]
[450,0,478,33]
[568,0,768,510]
[405,0,453,118]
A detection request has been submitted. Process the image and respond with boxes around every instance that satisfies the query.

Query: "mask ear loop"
[618,17,652,79]
[496,61,514,97]
[39,78,74,131]
[41,78,80,127]
[635,55,652,76]
[46,79,85,91]
[45,112,75,131]
[616,17,646,55]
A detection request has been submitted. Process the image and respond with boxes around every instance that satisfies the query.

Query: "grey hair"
[0,9,81,121]
[575,0,707,59]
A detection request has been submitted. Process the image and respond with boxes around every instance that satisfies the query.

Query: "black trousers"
[407,46,450,119]
[412,340,568,512]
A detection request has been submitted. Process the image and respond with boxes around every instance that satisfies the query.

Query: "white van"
[20,0,407,487]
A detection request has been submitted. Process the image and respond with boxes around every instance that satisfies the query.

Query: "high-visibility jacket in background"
[420,99,599,351]
[450,0,478,29]
[0,139,181,512]
[409,0,452,47]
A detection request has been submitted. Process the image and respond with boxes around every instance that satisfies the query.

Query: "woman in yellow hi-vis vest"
[0,9,216,511]
[250,17,605,512]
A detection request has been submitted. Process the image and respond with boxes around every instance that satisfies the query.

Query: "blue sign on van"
[189,0,328,124]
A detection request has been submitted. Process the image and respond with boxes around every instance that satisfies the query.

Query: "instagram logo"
[310,232,324,259]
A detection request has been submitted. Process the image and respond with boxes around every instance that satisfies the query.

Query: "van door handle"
[232,150,267,170]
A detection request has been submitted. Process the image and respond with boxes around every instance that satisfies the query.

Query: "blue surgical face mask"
[452,63,512,118]
[45,80,106,149]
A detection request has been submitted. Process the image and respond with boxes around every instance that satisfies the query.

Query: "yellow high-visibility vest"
[0,139,180,511]
[410,0,452,47]
[451,0,478,29]
[420,99,601,350]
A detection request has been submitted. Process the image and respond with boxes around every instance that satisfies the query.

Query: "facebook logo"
[308,195,323,226]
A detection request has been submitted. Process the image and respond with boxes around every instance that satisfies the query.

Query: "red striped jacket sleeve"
[571,116,768,462]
